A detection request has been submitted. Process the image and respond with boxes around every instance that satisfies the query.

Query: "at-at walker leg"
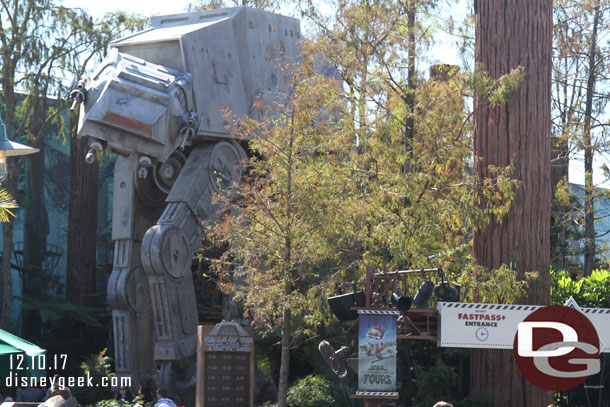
[140,141,246,398]
[107,141,245,398]
[108,155,166,388]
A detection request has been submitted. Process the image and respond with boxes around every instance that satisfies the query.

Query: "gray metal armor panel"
[112,7,301,140]
[78,49,192,162]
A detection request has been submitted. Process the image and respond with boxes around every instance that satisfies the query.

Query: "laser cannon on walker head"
[72,7,302,402]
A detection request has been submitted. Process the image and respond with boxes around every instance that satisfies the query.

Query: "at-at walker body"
[73,7,301,397]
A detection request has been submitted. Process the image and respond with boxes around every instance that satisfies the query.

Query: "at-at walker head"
[72,7,302,178]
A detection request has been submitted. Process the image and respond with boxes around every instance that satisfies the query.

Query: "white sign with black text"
[437,302,610,352]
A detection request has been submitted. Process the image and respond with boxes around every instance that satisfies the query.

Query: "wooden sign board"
[196,322,255,407]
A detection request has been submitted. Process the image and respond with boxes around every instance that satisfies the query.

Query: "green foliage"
[0,188,17,222]
[72,349,114,406]
[287,375,334,407]
[18,296,104,327]
[551,268,610,307]
[551,0,610,275]
[95,400,154,407]
[457,263,530,303]
[468,66,526,108]
[0,0,147,330]
[550,268,610,406]
[414,358,456,407]
[211,53,353,337]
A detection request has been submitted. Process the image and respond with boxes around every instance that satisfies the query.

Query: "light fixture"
[434,282,461,302]
[391,292,412,312]
[0,116,39,183]
[327,291,366,321]
[319,340,351,378]
[412,281,435,308]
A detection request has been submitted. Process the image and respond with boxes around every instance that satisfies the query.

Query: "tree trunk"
[66,114,99,307]
[551,129,569,270]
[472,0,552,405]
[582,3,600,277]
[23,140,48,339]
[276,297,291,407]
[404,4,416,167]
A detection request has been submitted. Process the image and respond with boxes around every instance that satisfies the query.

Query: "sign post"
[196,321,255,407]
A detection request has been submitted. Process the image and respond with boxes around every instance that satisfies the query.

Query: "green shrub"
[71,349,114,406]
[95,400,153,407]
[414,357,457,407]
[287,375,334,407]
[551,268,610,307]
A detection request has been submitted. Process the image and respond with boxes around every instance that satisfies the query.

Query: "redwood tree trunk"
[23,140,47,339]
[404,4,416,160]
[66,115,99,307]
[472,0,552,405]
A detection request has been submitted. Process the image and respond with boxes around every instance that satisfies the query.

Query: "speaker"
[413,281,434,308]
[327,291,365,321]
[319,340,350,378]
[391,292,413,312]
[434,282,461,302]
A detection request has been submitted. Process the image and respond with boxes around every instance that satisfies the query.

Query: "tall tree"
[212,58,351,407]
[66,12,146,309]
[552,0,610,275]
[582,1,601,277]
[472,0,553,405]
[0,0,93,329]
[0,0,146,330]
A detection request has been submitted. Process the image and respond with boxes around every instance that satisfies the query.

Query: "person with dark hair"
[44,375,72,401]
[135,387,153,403]
[115,386,134,402]
[154,388,176,407]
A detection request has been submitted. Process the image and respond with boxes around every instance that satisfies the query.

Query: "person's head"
[433,402,453,407]
[156,388,168,399]
[137,387,150,400]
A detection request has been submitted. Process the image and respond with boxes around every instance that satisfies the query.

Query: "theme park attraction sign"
[437,301,610,352]
[196,321,254,407]
[357,310,398,394]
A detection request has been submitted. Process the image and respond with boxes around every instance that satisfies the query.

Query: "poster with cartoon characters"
[358,311,397,391]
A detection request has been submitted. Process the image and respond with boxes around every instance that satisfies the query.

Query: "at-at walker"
[72,7,301,399]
